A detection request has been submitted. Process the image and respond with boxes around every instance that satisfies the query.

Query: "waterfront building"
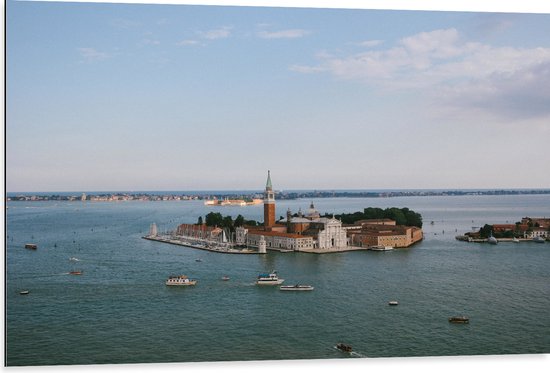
[346,223,423,248]
[235,172,347,252]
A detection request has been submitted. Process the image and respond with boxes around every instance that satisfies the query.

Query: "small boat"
[370,246,394,251]
[388,301,399,306]
[69,257,80,262]
[279,284,314,291]
[448,316,469,324]
[19,290,30,295]
[69,271,82,275]
[256,271,284,285]
[487,235,498,245]
[221,276,230,281]
[533,236,545,243]
[195,259,203,262]
[24,243,38,250]
[166,275,197,286]
[336,343,353,352]
[512,238,520,243]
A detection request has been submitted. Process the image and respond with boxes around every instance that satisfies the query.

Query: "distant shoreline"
[6,189,550,202]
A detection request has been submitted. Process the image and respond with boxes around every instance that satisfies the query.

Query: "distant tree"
[197,216,203,225]
[222,215,234,230]
[205,212,223,227]
[234,214,245,227]
[479,224,494,238]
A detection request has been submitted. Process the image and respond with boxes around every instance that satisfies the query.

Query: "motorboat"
[69,271,82,275]
[512,238,520,243]
[19,290,30,295]
[221,276,230,281]
[166,275,197,286]
[24,243,37,250]
[533,236,546,243]
[256,271,284,285]
[388,301,399,306]
[448,316,469,324]
[487,235,498,245]
[370,246,394,251]
[336,343,353,352]
[279,284,314,291]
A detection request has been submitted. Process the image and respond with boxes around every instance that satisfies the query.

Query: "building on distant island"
[235,171,422,252]
[345,221,423,248]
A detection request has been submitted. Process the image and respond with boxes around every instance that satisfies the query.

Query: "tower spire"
[266,170,272,191]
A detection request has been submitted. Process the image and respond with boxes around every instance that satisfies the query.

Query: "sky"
[5,0,550,192]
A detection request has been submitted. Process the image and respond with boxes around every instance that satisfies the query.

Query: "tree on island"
[325,207,423,228]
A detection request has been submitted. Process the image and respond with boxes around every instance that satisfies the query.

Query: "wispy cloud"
[198,26,232,40]
[291,28,550,121]
[77,47,110,62]
[257,29,311,39]
[176,39,201,46]
[353,40,384,48]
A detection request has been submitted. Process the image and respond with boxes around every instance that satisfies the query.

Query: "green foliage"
[197,216,203,225]
[332,207,423,227]
[479,224,494,238]
[203,212,258,231]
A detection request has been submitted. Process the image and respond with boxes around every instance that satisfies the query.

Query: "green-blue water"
[5,195,550,366]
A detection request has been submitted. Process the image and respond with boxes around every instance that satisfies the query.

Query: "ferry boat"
[24,243,37,250]
[165,275,197,286]
[279,284,314,291]
[448,316,469,324]
[256,271,284,285]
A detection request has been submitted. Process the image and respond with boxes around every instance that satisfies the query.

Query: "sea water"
[5,194,550,366]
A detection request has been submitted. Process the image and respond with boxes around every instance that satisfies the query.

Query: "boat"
[487,234,498,245]
[279,284,314,291]
[448,316,469,324]
[336,343,353,352]
[24,243,37,250]
[256,271,284,285]
[533,236,546,243]
[69,257,80,262]
[69,271,82,275]
[165,275,197,286]
[221,276,230,281]
[512,238,520,243]
[370,246,394,251]
[19,290,30,295]
[388,301,399,306]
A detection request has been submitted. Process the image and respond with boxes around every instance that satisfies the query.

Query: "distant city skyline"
[6,0,550,192]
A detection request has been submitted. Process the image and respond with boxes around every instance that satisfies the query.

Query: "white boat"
[487,235,498,245]
[533,236,546,243]
[165,275,197,286]
[512,238,520,243]
[280,284,314,291]
[256,271,284,285]
[370,246,394,251]
[388,300,399,306]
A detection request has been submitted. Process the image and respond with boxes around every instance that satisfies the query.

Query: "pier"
[142,235,262,254]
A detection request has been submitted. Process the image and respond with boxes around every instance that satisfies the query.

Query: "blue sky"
[6,1,550,192]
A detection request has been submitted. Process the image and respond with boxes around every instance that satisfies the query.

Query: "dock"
[143,235,262,254]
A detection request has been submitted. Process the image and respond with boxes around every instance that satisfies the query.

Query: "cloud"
[77,47,110,62]
[291,28,550,120]
[198,26,232,40]
[257,29,311,39]
[354,40,384,48]
[176,39,201,46]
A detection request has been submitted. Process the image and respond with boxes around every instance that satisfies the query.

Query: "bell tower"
[263,170,276,230]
